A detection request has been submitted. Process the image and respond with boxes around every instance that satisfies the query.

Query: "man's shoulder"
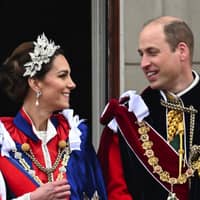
[141,86,160,99]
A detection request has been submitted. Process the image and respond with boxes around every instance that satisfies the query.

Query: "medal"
[167,184,179,200]
[167,192,179,200]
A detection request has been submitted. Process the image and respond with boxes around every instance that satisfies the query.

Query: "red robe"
[98,98,190,200]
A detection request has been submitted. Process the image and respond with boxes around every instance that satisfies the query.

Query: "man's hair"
[143,16,194,62]
[164,20,194,60]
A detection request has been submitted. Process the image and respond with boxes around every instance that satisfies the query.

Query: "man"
[98,16,200,200]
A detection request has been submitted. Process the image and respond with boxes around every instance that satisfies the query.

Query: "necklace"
[137,121,200,199]
[13,140,70,184]
[138,121,195,184]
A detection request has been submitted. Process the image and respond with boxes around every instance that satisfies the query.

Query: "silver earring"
[35,91,42,106]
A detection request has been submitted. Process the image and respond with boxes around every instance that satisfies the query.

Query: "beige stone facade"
[92,0,200,148]
[123,0,200,93]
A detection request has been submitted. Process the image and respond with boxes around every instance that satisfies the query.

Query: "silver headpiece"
[23,33,60,77]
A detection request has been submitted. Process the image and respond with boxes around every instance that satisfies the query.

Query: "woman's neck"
[22,105,51,131]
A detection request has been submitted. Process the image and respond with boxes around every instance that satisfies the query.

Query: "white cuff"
[120,90,149,122]
[0,121,16,157]
[62,109,85,151]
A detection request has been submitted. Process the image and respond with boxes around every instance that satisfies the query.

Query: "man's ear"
[177,42,189,61]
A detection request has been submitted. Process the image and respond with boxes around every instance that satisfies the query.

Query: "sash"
[100,98,189,200]
[0,156,39,197]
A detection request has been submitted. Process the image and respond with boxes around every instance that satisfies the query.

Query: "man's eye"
[149,51,158,56]
[138,51,143,57]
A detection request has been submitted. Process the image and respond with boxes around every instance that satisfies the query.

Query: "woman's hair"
[0,35,63,103]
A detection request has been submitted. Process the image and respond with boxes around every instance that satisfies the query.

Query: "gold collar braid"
[13,140,70,184]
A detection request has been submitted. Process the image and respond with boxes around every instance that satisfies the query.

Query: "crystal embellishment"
[23,33,60,77]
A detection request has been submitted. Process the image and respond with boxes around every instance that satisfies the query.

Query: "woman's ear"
[28,78,40,92]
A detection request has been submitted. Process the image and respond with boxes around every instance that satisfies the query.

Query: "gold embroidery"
[167,110,183,142]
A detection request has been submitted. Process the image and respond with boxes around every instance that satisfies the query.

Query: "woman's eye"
[59,73,67,78]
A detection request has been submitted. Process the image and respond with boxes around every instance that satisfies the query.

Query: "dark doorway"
[0,1,92,127]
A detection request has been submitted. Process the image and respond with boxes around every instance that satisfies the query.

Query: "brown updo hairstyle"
[0,41,63,103]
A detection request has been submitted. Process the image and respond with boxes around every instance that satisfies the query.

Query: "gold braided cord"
[160,99,198,114]
[15,142,101,199]
[13,141,71,184]
[161,98,197,153]
[24,147,67,182]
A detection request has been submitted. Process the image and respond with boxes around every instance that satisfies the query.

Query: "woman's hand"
[30,179,71,200]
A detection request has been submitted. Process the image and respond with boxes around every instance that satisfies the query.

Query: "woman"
[0,33,107,200]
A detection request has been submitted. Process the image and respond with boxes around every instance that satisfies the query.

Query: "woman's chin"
[63,103,70,109]
[55,103,70,111]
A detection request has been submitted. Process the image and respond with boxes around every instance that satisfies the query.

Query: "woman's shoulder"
[0,116,14,123]
[0,117,15,131]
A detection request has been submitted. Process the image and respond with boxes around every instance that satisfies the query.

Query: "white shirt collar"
[32,120,57,144]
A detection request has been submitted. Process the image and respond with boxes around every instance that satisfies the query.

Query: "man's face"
[138,23,182,92]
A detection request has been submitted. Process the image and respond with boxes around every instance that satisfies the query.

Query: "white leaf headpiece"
[23,33,60,77]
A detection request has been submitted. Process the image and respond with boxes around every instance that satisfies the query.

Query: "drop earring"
[35,91,42,106]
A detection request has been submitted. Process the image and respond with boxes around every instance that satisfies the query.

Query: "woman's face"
[38,54,76,112]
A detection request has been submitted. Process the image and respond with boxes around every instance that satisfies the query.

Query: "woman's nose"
[68,77,76,90]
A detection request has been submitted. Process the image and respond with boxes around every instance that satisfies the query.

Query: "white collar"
[62,109,85,151]
[32,119,57,144]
